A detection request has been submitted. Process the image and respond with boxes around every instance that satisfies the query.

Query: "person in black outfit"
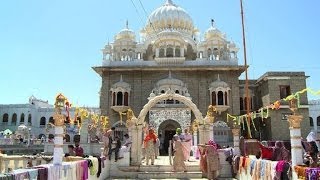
[108,136,121,162]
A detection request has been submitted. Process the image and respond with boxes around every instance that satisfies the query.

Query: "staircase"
[117,164,203,179]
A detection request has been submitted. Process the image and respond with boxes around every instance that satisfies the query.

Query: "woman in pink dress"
[172,135,187,172]
[182,128,192,161]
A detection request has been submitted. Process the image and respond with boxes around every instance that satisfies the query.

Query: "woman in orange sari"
[144,129,157,165]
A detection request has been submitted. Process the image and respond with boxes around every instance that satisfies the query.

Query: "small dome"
[147,0,195,32]
[110,75,131,92]
[204,21,223,40]
[210,75,229,89]
[156,72,184,87]
[115,21,135,41]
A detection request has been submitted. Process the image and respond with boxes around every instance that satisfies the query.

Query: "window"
[64,134,70,142]
[159,48,165,57]
[175,46,181,57]
[280,85,291,99]
[116,92,123,105]
[124,92,129,106]
[166,47,173,57]
[12,113,17,125]
[310,117,314,127]
[20,113,25,124]
[2,113,9,123]
[211,91,216,105]
[217,91,224,105]
[28,114,32,125]
[40,117,46,126]
[317,116,320,126]
[49,117,54,124]
[240,97,244,110]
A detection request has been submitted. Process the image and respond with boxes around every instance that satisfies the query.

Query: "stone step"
[137,171,203,179]
[119,165,201,172]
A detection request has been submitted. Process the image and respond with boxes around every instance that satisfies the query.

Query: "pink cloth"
[182,134,192,160]
[275,160,286,172]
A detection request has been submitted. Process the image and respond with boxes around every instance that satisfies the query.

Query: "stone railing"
[154,57,185,65]
[0,154,52,173]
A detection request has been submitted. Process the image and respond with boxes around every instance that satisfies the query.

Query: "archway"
[138,90,203,123]
[158,119,180,155]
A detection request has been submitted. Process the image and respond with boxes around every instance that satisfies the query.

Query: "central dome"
[147,0,194,32]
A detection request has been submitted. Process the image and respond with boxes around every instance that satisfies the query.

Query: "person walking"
[144,129,157,165]
[172,135,187,172]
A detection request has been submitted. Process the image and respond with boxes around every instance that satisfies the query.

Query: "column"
[231,128,240,155]
[155,48,159,58]
[181,48,184,57]
[129,124,143,165]
[287,114,303,179]
[173,48,176,57]
[53,125,64,165]
[193,131,198,146]
[198,124,213,144]
[164,48,167,57]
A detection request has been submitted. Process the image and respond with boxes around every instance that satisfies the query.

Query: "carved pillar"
[198,124,213,144]
[129,124,143,165]
[155,48,159,58]
[80,118,89,144]
[288,114,303,179]
[193,131,198,146]
[181,48,184,57]
[231,128,240,155]
[53,117,64,165]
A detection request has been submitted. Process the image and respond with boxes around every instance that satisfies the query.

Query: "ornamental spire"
[165,0,173,5]
[126,19,129,29]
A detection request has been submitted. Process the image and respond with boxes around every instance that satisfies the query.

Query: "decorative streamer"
[226,88,320,133]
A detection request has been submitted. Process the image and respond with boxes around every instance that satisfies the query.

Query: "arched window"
[64,134,70,142]
[40,117,46,126]
[217,91,224,105]
[116,92,123,105]
[124,92,129,106]
[317,116,320,126]
[159,48,165,57]
[20,113,25,124]
[2,113,9,123]
[225,92,228,106]
[211,91,216,105]
[28,114,32,125]
[175,47,181,57]
[310,117,314,127]
[49,117,54,124]
[166,47,173,57]
[48,134,54,140]
[208,48,212,59]
[12,113,17,125]
[199,51,203,58]
[240,97,244,110]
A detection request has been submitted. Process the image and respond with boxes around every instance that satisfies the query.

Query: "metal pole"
[240,0,252,138]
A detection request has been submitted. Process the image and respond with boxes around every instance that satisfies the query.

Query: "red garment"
[74,146,84,156]
[144,132,157,147]
[258,143,273,160]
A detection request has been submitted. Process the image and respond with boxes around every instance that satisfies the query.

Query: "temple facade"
[93,0,308,142]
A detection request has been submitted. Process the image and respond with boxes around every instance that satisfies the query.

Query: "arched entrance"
[137,90,203,123]
[158,119,180,155]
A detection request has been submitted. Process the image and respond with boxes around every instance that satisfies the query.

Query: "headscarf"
[173,134,179,141]
[144,129,157,145]
[208,139,217,151]
[307,132,317,142]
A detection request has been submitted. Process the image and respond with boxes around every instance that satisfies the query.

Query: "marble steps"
[118,165,201,172]
[137,171,203,179]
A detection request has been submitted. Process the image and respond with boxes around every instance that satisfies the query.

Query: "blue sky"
[0,0,319,107]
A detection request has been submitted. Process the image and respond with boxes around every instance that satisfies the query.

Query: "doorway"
[158,119,180,155]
